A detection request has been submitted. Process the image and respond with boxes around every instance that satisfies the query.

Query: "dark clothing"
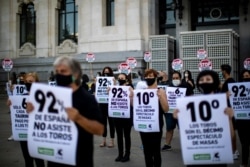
[187,165,227,167]
[48,87,103,167]
[181,78,195,95]
[99,103,115,138]
[237,120,250,165]
[158,80,170,86]
[20,141,44,167]
[221,78,235,93]
[140,102,164,167]
[81,82,89,91]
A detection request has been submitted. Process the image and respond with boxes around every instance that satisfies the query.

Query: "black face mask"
[118,79,127,86]
[55,74,73,87]
[104,73,111,76]
[198,83,215,94]
[145,78,156,86]
[25,83,32,92]
[157,76,163,83]
[19,81,25,85]
[243,78,250,82]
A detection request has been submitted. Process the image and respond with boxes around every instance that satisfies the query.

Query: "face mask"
[243,78,250,82]
[198,83,215,94]
[145,78,156,86]
[25,83,32,92]
[19,81,25,85]
[118,79,126,85]
[157,76,163,82]
[185,74,188,77]
[172,80,181,86]
[104,73,111,76]
[55,74,73,87]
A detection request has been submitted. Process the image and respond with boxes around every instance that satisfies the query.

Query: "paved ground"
[0,96,244,167]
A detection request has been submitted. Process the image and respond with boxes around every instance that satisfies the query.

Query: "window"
[58,0,78,44]
[106,0,115,26]
[20,3,36,46]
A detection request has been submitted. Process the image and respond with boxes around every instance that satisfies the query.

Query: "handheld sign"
[166,87,186,113]
[2,58,13,72]
[172,59,183,71]
[228,82,250,120]
[197,49,207,59]
[13,84,27,95]
[48,81,57,86]
[86,52,95,63]
[108,86,130,118]
[144,51,152,62]
[177,94,233,165]
[244,58,250,70]
[28,83,77,165]
[9,95,29,141]
[118,62,131,75]
[126,57,137,69]
[133,89,159,132]
[198,59,212,71]
[157,85,168,91]
[95,77,114,103]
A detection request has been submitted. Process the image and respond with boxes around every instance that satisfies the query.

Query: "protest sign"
[13,84,27,95]
[95,77,114,103]
[166,87,186,113]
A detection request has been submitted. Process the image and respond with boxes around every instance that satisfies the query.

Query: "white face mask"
[185,73,188,77]
[172,79,181,86]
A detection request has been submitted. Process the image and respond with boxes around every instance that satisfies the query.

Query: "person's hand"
[157,88,166,100]
[113,78,116,85]
[26,102,34,113]
[173,109,179,119]
[65,107,80,122]
[224,107,234,118]
[6,99,11,106]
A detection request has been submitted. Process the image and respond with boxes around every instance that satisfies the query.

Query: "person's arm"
[157,88,169,112]
[129,87,134,107]
[66,107,104,135]
[224,107,234,138]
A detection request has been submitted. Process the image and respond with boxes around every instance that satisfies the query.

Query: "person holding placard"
[237,69,250,167]
[139,69,169,167]
[112,73,134,162]
[99,66,116,148]
[7,72,45,167]
[174,70,234,167]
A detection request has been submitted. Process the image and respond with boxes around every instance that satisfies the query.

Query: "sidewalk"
[0,97,242,167]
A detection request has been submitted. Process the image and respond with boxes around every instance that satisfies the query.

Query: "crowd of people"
[5,57,250,167]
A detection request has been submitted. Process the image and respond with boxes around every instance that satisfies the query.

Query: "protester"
[99,67,116,148]
[7,72,45,167]
[237,69,250,167]
[113,73,134,162]
[81,74,89,91]
[157,71,169,86]
[174,70,234,167]
[26,56,104,167]
[220,64,239,159]
[181,70,195,95]
[139,69,169,167]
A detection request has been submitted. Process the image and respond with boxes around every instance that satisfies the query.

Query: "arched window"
[58,0,78,44]
[20,3,36,46]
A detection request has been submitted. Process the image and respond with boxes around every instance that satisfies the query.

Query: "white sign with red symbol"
[118,62,131,75]
[144,51,152,62]
[197,49,207,59]
[198,59,212,71]
[2,58,13,71]
[86,53,95,63]
[172,59,183,71]
[126,57,137,69]
[244,58,250,70]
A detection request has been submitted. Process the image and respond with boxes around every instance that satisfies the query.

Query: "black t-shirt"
[72,87,103,167]
[221,78,235,93]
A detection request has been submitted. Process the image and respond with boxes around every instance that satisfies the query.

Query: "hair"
[220,64,232,74]
[25,72,39,82]
[82,74,89,83]
[196,70,220,92]
[102,66,114,76]
[172,71,182,79]
[144,69,158,78]
[183,70,193,80]
[119,73,133,85]
[53,56,82,86]
[239,69,250,81]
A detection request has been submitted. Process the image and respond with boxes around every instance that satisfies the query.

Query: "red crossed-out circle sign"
[172,58,183,71]
[86,53,95,63]
[144,51,152,62]
[198,59,212,71]
[118,62,131,74]
[197,49,207,59]
[126,57,137,69]
[2,58,13,72]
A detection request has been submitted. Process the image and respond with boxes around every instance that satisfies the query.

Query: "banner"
[228,82,250,120]
[166,87,186,113]
[108,86,130,118]
[133,89,159,132]
[95,77,114,103]
[177,94,233,165]
[28,83,77,165]
[9,95,29,141]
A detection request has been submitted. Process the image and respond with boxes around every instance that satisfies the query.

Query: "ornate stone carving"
[57,39,78,54]
[19,42,36,56]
